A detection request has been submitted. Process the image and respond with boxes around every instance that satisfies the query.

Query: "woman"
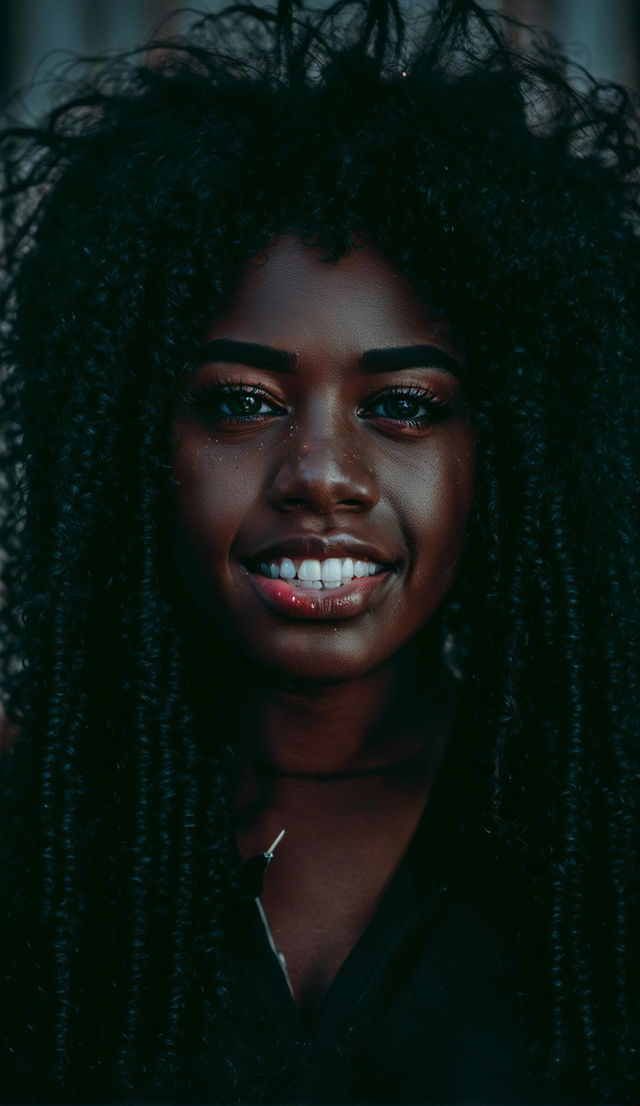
[0,0,637,1101]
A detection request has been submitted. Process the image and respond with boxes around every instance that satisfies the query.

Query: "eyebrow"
[360,345,461,375]
[198,339,296,371]
[198,338,461,376]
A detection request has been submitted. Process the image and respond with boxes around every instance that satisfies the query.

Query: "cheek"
[171,436,252,573]
[397,432,475,582]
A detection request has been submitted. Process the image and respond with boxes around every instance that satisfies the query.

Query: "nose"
[268,421,379,515]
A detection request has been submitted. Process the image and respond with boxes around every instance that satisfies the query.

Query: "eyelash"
[180,379,453,430]
[364,384,453,428]
[182,381,271,416]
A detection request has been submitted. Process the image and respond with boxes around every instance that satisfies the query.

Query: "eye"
[361,386,453,430]
[218,391,270,418]
[371,394,430,420]
[180,382,285,425]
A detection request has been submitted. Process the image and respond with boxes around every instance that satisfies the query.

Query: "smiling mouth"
[255,555,385,590]
[243,560,394,621]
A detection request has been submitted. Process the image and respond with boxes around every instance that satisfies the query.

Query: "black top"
[182,741,555,1104]
[1,740,559,1105]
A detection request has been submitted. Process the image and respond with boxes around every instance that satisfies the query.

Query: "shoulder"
[0,710,20,755]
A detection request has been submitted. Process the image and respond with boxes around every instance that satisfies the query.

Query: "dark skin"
[172,233,475,1021]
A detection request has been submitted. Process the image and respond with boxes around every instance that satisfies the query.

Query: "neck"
[191,634,458,778]
[252,668,407,775]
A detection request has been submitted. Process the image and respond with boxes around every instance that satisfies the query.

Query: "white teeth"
[298,559,322,581]
[321,558,342,582]
[341,557,354,580]
[279,557,296,579]
[256,555,385,588]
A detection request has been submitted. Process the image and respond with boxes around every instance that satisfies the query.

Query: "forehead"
[204,234,454,354]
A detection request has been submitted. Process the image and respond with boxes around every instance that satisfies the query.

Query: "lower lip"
[244,569,392,621]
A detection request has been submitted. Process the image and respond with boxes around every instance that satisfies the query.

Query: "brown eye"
[221,392,264,417]
[377,395,426,420]
[181,382,285,424]
[362,387,452,428]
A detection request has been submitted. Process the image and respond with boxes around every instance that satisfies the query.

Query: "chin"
[241,634,399,686]
[258,658,378,685]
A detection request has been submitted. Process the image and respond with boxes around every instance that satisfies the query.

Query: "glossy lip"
[243,534,399,571]
[242,564,393,621]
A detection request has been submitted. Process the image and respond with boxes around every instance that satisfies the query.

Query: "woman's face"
[172,234,475,682]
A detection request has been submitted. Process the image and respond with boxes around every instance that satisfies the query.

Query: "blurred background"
[1,0,639,118]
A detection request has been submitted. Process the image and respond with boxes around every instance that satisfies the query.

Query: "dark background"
[1,1,639,119]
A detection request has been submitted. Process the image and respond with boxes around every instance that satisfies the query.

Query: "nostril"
[269,442,379,514]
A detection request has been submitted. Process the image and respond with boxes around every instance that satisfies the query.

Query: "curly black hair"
[0,0,638,1101]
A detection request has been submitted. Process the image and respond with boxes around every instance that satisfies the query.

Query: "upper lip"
[244,535,398,568]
